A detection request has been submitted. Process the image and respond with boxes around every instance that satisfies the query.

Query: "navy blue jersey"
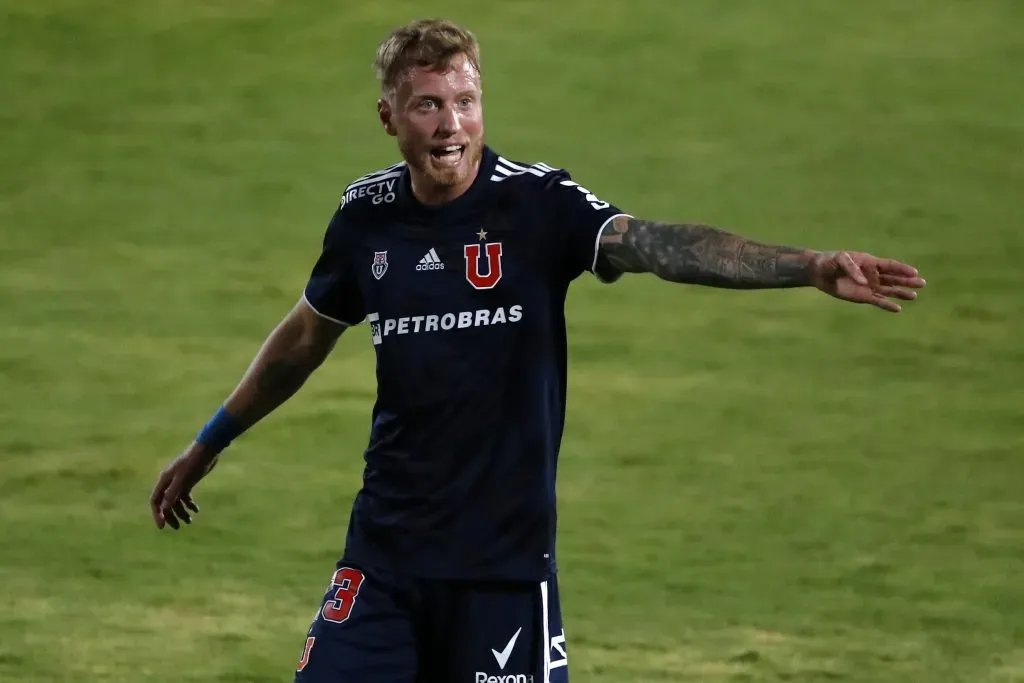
[303,146,629,581]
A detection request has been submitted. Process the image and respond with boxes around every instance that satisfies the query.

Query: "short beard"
[400,136,484,191]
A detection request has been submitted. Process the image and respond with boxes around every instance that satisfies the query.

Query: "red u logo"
[464,242,503,290]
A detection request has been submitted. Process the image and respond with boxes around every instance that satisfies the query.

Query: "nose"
[436,104,460,137]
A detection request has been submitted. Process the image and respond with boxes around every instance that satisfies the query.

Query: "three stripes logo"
[489,157,610,211]
[416,248,445,272]
[489,157,558,183]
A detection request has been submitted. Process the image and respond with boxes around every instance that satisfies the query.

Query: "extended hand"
[150,443,219,530]
[810,251,926,312]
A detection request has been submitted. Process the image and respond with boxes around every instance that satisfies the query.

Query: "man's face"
[379,53,484,202]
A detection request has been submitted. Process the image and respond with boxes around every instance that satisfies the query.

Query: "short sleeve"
[544,170,632,283]
[302,208,365,326]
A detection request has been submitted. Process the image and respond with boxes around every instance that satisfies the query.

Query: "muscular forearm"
[222,302,342,429]
[597,216,817,288]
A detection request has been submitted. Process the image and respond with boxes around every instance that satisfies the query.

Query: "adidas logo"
[416,248,445,271]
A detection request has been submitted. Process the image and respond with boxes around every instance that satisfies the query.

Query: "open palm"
[810,251,926,312]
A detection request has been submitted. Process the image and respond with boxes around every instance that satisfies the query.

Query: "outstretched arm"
[596,216,815,288]
[595,216,925,311]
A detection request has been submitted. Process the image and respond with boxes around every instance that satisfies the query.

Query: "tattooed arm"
[221,298,346,428]
[595,216,816,288]
[593,215,927,310]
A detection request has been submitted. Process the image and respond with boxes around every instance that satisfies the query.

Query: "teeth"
[441,145,461,153]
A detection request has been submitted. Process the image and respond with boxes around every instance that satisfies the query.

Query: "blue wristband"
[196,406,246,453]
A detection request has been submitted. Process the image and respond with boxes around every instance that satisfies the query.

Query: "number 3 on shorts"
[320,567,365,624]
[295,567,365,672]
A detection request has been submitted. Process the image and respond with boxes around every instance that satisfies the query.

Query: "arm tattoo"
[256,358,308,394]
[249,315,341,412]
[596,216,815,288]
[223,307,344,428]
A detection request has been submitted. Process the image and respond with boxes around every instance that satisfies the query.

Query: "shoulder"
[488,155,569,190]
[337,160,407,213]
[321,160,406,247]
[488,154,610,210]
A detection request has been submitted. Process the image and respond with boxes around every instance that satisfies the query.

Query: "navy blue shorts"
[294,561,569,683]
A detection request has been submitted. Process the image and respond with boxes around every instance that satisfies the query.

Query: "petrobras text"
[367,305,523,345]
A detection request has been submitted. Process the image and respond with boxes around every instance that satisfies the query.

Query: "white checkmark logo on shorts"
[491,627,522,670]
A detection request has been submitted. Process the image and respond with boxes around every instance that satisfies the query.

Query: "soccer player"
[149,18,926,683]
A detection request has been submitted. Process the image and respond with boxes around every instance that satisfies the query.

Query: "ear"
[378,98,397,137]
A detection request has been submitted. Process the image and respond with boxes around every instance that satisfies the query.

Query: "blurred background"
[1,1,1022,681]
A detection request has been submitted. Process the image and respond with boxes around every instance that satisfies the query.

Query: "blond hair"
[373,18,481,97]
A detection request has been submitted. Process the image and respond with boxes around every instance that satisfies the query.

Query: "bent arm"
[220,297,347,430]
[595,215,818,288]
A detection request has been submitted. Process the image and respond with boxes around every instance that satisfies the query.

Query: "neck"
[409,159,481,206]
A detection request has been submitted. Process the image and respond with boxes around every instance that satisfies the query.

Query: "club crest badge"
[464,242,503,290]
[371,251,389,280]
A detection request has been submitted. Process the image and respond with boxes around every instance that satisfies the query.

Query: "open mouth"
[430,144,466,166]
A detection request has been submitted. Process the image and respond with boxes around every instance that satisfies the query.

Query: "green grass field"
[2,1,1023,681]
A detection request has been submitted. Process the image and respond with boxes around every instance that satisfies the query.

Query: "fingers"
[860,284,913,311]
[172,499,193,526]
[161,475,187,530]
[159,468,199,531]
[162,496,182,529]
[880,274,927,289]
[872,270,924,311]
[837,252,869,286]
[828,252,924,312]
[876,285,918,301]
[150,469,174,529]
[870,292,902,313]
[875,258,922,278]
[152,452,209,532]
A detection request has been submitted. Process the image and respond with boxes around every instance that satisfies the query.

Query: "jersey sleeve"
[302,207,366,326]
[543,170,632,283]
